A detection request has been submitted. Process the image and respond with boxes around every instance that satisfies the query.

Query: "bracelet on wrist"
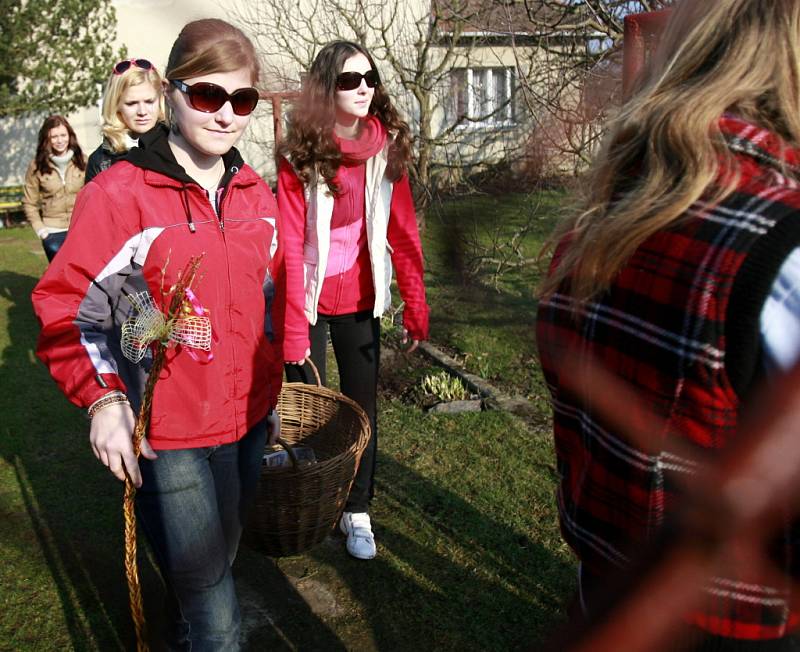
[87,391,129,419]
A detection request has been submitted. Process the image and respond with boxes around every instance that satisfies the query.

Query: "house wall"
[430,39,597,185]
[0,0,276,187]
[0,0,562,190]
[428,44,529,185]
[233,0,534,187]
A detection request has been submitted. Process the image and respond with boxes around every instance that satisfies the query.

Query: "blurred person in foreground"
[85,56,165,183]
[22,115,86,261]
[537,0,800,649]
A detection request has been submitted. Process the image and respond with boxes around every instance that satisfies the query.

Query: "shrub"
[420,371,469,402]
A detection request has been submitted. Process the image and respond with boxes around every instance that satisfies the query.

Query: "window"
[449,67,515,128]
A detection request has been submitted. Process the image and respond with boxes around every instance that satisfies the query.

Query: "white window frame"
[451,67,515,129]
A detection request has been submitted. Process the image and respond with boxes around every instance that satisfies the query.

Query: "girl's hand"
[89,402,157,488]
[401,328,419,353]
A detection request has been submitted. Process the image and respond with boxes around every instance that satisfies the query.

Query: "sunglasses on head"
[113,58,154,75]
[169,79,260,116]
[336,70,380,91]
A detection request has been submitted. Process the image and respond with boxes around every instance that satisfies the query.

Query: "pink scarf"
[336,114,387,164]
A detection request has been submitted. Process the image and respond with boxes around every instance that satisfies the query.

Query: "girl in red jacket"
[32,19,283,648]
[278,41,429,560]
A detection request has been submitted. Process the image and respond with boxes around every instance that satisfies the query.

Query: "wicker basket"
[245,362,371,557]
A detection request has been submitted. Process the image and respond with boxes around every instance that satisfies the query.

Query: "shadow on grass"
[0,269,345,650]
[308,453,572,651]
[426,281,543,395]
[0,255,568,649]
[0,269,150,649]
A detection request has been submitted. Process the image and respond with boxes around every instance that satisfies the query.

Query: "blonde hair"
[100,66,165,153]
[540,0,800,301]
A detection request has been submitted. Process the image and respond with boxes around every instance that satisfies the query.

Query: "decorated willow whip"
[120,254,211,652]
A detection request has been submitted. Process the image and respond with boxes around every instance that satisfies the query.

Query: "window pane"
[475,69,490,117]
[492,68,506,118]
[450,67,516,126]
[450,68,467,121]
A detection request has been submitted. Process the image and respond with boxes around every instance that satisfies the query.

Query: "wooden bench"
[0,185,25,228]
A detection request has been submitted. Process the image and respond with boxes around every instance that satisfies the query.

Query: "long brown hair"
[279,40,413,194]
[540,0,800,301]
[34,115,86,175]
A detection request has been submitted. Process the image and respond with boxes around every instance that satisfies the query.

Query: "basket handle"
[304,356,322,387]
[276,437,300,469]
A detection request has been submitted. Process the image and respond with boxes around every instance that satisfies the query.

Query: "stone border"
[417,341,545,422]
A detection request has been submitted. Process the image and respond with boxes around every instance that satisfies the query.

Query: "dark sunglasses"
[336,70,380,91]
[170,79,260,116]
[113,58,154,75]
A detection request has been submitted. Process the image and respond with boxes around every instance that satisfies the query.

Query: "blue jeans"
[42,230,67,262]
[136,420,267,651]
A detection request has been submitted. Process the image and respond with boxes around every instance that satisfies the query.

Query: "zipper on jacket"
[180,186,197,233]
[216,185,227,233]
[218,181,238,432]
[215,164,242,234]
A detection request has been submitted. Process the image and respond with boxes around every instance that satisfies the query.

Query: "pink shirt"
[278,116,429,361]
[316,160,375,315]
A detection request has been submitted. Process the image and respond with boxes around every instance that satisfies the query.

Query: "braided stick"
[123,254,205,652]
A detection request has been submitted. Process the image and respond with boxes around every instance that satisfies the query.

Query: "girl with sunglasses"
[84,58,165,183]
[278,40,429,560]
[32,18,283,649]
[22,115,86,262]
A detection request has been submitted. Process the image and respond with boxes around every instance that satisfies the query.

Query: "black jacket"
[84,125,165,183]
[84,141,127,184]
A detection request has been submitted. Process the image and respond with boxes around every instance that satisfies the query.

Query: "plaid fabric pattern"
[537,116,800,640]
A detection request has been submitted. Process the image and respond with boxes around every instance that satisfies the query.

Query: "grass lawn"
[422,190,565,415]
[0,193,573,651]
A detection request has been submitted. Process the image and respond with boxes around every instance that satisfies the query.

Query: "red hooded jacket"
[32,125,284,450]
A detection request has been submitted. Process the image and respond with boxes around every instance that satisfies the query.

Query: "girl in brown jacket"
[22,115,86,261]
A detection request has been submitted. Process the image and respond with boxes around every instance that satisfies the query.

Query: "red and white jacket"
[32,125,284,450]
[278,117,428,361]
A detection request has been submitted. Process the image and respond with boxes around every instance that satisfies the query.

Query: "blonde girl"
[85,58,165,182]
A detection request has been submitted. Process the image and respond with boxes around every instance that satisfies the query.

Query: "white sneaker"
[339,511,377,560]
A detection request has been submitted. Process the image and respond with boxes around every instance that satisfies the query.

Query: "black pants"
[42,230,67,262]
[285,310,379,513]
